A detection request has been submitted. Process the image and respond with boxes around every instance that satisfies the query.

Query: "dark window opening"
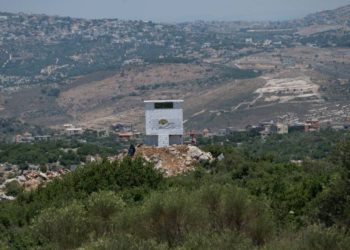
[155,102,174,109]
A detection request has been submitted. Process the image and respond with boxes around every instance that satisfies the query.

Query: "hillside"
[303,4,350,25]
[297,4,350,46]
[0,5,350,130]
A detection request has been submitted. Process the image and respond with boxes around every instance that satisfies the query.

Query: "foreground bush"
[199,185,274,245]
[111,185,274,248]
[86,191,125,237]
[299,225,350,250]
[116,188,206,247]
[33,201,89,249]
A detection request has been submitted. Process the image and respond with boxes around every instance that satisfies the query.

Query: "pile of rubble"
[0,169,70,200]
[133,145,214,176]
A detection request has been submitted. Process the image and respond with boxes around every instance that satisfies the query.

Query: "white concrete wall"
[145,102,183,136]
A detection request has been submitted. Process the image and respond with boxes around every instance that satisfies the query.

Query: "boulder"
[187,146,204,159]
[199,153,212,162]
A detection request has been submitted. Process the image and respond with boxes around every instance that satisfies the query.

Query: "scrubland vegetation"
[1,130,350,249]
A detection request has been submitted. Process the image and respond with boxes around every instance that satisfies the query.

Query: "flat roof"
[66,128,83,131]
[144,100,184,103]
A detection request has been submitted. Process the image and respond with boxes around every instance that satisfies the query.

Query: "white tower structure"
[144,100,184,147]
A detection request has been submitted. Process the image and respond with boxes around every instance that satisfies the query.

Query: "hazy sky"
[1,0,350,22]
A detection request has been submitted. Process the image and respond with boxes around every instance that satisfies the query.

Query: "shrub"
[244,202,275,246]
[5,181,23,197]
[198,185,275,246]
[86,191,125,236]
[331,139,350,172]
[299,225,350,250]
[33,201,89,249]
[199,184,223,230]
[87,191,125,220]
[133,189,207,247]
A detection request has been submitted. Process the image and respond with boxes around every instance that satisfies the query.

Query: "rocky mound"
[134,145,213,176]
[0,169,69,200]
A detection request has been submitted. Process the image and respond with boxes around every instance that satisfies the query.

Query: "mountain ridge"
[303,4,350,25]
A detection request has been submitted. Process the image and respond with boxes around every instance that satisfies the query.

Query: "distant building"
[245,125,264,135]
[65,127,83,136]
[63,124,73,129]
[14,132,35,143]
[305,120,320,132]
[34,135,51,141]
[144,100,184,147]
[63,124,84,136]
[277,123,289,134]
[245,38,253,44]
[202,128,210,137]
[117,131,135,141]
[112,123,133,132]
[217,129,227,137]
[259,121,278,136]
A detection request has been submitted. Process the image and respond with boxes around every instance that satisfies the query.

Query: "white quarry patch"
[231,76,322,111]
[254,77,321,104]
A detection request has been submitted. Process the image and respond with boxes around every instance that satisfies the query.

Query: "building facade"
[144,100,184,147]
[277,123,289,134]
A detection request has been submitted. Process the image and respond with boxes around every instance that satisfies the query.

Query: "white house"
[144,100,184,147]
